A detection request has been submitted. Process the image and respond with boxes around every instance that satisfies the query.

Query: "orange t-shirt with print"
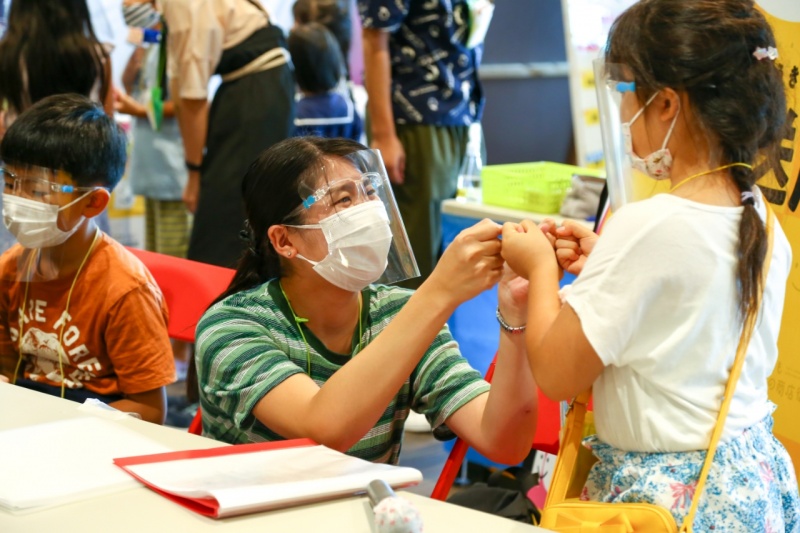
[0,234,175,396]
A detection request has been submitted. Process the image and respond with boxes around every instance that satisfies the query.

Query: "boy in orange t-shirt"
[0,94,175,423]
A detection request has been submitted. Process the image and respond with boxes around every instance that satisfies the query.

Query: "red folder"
[114,438,422,518]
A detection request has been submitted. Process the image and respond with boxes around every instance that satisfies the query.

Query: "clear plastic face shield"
[0,164,110,397]
[286,149,419,290]
[1,162,101,282]
[593,58,673,210]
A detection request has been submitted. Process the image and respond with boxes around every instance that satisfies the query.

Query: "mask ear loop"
[626,91,659,126]
[659,99,681,151]
[13,228,102,398]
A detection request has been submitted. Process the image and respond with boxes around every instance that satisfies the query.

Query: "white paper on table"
[0,417,171,513]
[123,445,423,518]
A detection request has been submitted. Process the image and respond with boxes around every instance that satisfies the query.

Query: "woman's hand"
[554,220,598,276]
[496,262,529,327]
[500,219,559,280]
[423,218,504,308]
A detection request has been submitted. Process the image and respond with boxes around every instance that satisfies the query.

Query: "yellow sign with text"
[757,2,800,480]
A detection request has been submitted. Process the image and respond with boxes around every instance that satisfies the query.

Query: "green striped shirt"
[195,280,489,464]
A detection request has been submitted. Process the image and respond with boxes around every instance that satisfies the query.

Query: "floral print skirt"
[581,407,800,532]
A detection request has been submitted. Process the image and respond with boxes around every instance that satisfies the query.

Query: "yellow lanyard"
[13,229,101,398]
[669,162,753,194]
[279,281,363,376]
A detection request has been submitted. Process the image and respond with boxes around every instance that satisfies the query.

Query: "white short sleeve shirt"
[565,191,791,452]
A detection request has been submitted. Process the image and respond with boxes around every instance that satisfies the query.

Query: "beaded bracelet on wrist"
[496,307,526,334]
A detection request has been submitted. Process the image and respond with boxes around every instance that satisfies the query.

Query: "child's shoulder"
[87,235,161,294]
[0,243,25,276]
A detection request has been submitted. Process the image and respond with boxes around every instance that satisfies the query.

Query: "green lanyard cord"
[279,281,363,376]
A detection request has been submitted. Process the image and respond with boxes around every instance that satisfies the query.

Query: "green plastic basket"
[482,162,605,214]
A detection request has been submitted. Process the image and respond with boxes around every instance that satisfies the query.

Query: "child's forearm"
[110,388,167,424]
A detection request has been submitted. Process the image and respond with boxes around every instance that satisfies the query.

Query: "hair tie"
[239,221,261,256]
[753,46,778,61]
[741,191,755,206]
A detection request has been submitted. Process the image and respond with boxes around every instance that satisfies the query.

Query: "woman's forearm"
[300,284,459,451]
[175,97,208,165]
[478,331,538,463]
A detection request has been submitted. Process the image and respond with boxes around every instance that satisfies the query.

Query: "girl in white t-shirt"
[502,0,799,529]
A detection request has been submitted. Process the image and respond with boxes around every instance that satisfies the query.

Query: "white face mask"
[292,201,393,292]
[621,92,680,180]
[3,191,92,248]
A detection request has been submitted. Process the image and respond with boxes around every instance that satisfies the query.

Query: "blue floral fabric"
[357,0,484,127]
[582,406,800,531]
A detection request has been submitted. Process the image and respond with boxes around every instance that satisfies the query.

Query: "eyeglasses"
[1,166,94,202]
[301,172,384,210]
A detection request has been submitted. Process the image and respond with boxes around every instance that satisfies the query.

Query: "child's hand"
[554,220,599,275]
[538,217,560,249]
[537,217,564,279]
[500,220,559,280]
[114,88,147,118]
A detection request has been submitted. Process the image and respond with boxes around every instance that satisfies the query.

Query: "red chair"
[126,247,235,435]
[429,357,563,501]
[126,247,235,343]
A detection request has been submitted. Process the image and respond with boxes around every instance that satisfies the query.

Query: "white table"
[442,198,594,227]
[0,384,551,533]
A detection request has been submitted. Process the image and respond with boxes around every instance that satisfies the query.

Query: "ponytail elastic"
[238,221,261,256]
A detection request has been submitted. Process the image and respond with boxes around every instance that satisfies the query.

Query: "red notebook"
[114,439,422,518]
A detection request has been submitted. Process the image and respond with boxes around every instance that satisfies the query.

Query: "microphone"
[367,479,423,533]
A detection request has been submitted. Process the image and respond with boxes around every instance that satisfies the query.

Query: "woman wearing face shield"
[502,0,798,529]
[193,136,538,466]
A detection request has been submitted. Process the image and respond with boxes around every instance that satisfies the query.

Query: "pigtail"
[211,225,274,307]
[728,162,768,321]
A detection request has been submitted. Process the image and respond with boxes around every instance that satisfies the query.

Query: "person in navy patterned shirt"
[359,0,487,288]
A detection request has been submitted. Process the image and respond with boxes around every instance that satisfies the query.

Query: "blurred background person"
[0,0,114,253]
[288,22,362,141]
[160,0,295,268]
[116,0,190,260]
[359,0,490,289]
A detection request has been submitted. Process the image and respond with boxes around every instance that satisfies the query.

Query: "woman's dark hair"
[606,0,786,321]
[0,0,109,115]
[292,0,352,75]
[1,93,126,189]
[215,136,368,304]
[288,22,345,94]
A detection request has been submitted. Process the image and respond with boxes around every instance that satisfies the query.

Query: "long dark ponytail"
[0,0,109,114]
[606,0,786,321]
[213,136,368,306]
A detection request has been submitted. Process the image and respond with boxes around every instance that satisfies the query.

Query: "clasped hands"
[501,217,598,281]
[430,218,598,327]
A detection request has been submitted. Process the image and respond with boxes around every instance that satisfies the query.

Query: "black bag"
[445,464,541,525]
